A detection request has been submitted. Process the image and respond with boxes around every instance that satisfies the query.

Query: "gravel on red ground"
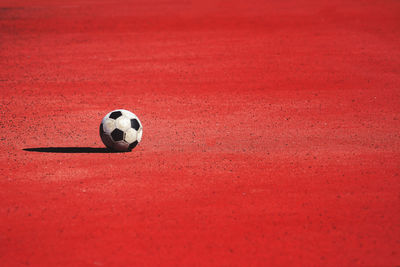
[1,0,400,266]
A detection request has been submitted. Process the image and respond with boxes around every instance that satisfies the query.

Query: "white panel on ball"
[124,128,138,143]
[137,128,143,142]
[120,109,136,119]
[103,119,116,133]
[116,116,131,131]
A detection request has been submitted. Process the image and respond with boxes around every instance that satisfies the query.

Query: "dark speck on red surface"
[1,0,400,266]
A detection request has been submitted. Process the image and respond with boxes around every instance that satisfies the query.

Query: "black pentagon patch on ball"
[111,128,124,141]
[131,119,140,131]
[99,123,104,135]
[129,141,138,151]
[109,111,122,119]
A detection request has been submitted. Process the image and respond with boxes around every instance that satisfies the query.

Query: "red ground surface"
[1,0,400,266]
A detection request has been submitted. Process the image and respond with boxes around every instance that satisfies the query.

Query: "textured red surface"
[1,0,400,266]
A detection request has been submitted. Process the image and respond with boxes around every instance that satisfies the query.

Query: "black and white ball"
[99,109,143,152]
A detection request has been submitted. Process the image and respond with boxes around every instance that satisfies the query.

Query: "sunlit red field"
[1,0,400,266]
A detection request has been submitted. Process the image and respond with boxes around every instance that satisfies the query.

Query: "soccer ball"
[99,109,143,152]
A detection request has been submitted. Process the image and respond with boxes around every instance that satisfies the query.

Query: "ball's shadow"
[23,147,126,153]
